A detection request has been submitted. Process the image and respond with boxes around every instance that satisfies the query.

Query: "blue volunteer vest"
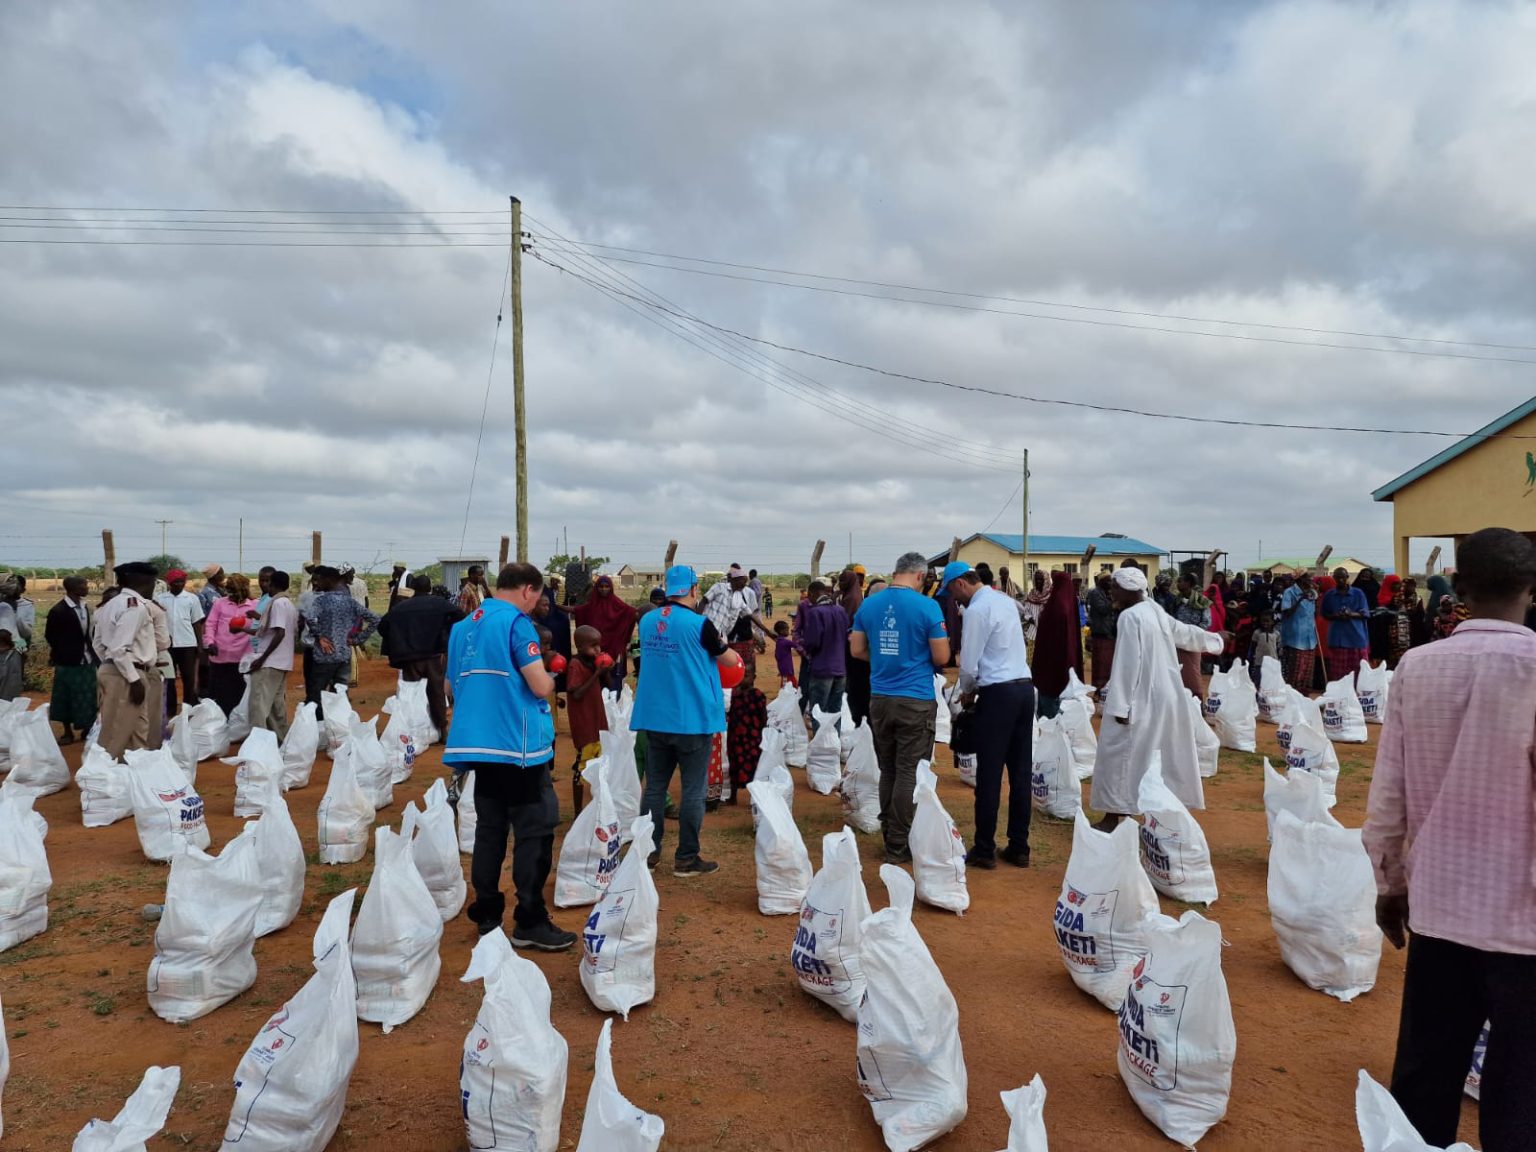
[443,598,555,766]
[630,602,726,735]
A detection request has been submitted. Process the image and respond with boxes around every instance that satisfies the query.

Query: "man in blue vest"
[444,561,573,949]
[633,564,743,877]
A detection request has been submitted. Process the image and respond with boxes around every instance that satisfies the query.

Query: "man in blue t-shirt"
[850,551,951,864]
[1278,571,1320,692]
[444,562,572,950]
[1319,567,1371,685]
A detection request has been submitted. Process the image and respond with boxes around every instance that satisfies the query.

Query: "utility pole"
[1020,449,1030,577]
[155,519,172,556]
[511,195,528,563]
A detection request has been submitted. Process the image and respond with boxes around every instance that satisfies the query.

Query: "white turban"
[1112,567,1149,592]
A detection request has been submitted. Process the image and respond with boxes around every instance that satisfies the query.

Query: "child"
[1248,611,1281,687]
[726,659,768,805]
[565,624,609,816]
[773,620,797,688]
[0,630,22,701]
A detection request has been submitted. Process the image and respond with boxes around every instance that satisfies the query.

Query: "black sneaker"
[883,848,913,865]
[999,845,1031,869]
[965,848,997,870]
[672,857,720,878]
[475,918,502,937]
[646,852,660,870]
[510,921,578,952]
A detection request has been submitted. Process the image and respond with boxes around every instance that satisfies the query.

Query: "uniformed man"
[92,562,164,758]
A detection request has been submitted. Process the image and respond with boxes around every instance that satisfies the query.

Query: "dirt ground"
[1,643,1480,1150]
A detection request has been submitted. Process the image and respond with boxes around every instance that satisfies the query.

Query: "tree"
[143,554,188,576]
[545,553,610,573]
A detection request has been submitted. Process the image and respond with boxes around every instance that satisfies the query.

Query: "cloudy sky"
[4,1,1532,577]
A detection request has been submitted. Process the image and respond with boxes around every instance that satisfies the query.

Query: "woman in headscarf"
[1031,570,1082,718]
[532,588,571,693]
[1370,574,1402,664]
[1425,573,1452,618]
[1021,568,1051,653]
[1354,568,1382,617]
[1152,571,1178,615]
[839,567,872,722]
[572,575,636,691]
[1402,577,1431,649]
[201,573,257,716]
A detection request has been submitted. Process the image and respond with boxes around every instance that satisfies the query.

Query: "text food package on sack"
[378,697,417,786]
[1205,661,1258,753]
[125,748,209,862]
[1031,717,1082,821]
[910,760,969,914]
[792,827,872,1022]
[555,755,624,908]
[580,813,660,1019]
[1136,756,1218,905]
[1054,811,1159,1012]
[1319,675,1368,744]
[1356,660,1391,726]
[1188,693,1220,779]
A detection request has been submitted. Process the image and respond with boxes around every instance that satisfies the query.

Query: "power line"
[0,237,503,248]
[980,479,1025,535]
[460,249,513,555]
[0,204,503,214]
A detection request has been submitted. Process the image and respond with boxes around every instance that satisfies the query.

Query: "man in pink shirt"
[1363,527,1536,1151]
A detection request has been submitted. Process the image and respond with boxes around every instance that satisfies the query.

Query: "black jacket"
[377,595,463,666]
[45,598,96,667]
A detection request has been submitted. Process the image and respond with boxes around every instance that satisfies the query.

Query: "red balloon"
[228,615,248,632]
[718,659,745,688]
[547,653,567,674]
[595,653,615,671]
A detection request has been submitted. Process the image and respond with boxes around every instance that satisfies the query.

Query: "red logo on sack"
[595,826,610,843]
[477,1038,489,1052]
[1160,992,1171,1004]
[1067,888,1084,905]
[1132,957,1146,980]
[270,1038,284,1051]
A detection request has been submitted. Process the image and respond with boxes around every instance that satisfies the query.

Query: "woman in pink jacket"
[202,572,257,716]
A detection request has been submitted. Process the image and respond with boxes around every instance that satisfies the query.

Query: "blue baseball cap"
[941,561,973,587]
[665,565,698,597]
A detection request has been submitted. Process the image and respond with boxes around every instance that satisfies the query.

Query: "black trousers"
[845,648,871,725]
[1391,932,1536,1151]
[166,645,201,711]
[468,762,559,930]
[304,656,348,721]
[969,679,1035,859]
[205,661,246,717]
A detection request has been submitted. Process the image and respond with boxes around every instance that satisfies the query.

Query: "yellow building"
[1372,396,1536,576]
[1245,557,1375,578]
[929,533,1167,580]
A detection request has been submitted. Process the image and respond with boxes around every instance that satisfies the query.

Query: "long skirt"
[1282,645,1316,693]
[49,664,98,729]
[206,661,247,717]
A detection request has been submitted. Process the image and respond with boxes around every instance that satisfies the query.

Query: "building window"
[1061,563,1078,575]
[1099,563,1115,574]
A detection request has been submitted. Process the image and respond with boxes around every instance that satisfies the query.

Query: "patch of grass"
[91,996,114,1017]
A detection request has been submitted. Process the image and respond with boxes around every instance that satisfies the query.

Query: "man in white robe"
[1092,567,1224,829]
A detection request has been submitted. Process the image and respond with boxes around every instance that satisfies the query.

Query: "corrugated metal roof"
[1372,396,1536,501]
[978,533,1166,556]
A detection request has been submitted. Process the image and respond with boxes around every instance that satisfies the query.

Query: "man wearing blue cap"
[945,560,1034,868]
[632,564,743,877]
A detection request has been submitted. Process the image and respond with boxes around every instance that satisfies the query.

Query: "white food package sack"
[806,706,841,794]
[996,1075,1049,1152]
[1257,655,1288,723]
[1284,714,1341,809]
[248,776,305,938]
[753,729,795,830]
[955,750,979,788]
[0,790,50,952]
[166,704,198,785]
[346,717,393,810]
[857,864,968,1151]
[1054,812,1158,1011]
[910,760,969,914]
[1116,911,1236,1149]
[747,779,813,916]
[1268,810,1381,1001]
[315,744,373,865]
[458,767,479,854]
[189,697,230,762]
[224,678,253,745]
[768,684,808,768]
[1137,757,1218,905]
[1320,674,1369,744]
[320,685,356,755]
[148,832,262,1022]
[280,701,320,789]
[600,728,643,836]
[839,720,881,834]
[1058,695,1097,779]
[225,727,285,819]
[1262,758,1340,842]
[1356,660,1391,726]
[0,698,28,771]
[352,825,443,1031]
[933,674,952,745]
[461,928,569,1151]
[839,695,858,759]
[72,1064,181,1152]
[378,697,418,785]
[574,1019,664,1152]
[77,744,134,827]
[6,706,69,796]
[1189,692,1221,779]
[125,748,210,861]
[1465,1024,1488,1100]
[1356,1070,1476,1152]
[580,814,659,1019]
[601,683,634,735]
[394,674,440,747]
[1031,716,1082,821]
[1205,664,1258,753]
[1063,668,1096,710]
[555,757,623,908]
[221,890,359,1152]
[406,779,466,921]
[792,827,871,1021]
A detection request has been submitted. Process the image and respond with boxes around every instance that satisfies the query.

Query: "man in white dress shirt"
[93,562,164,758]
[156,568,205,711]
[945,560,1035,869]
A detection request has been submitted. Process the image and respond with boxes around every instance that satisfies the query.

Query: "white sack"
[752,729,795,830]
[806,706,841,794]
[1054,812,1158,1012]
[857,864,967,1151]
[0,790,50,952]
[0,991,8,1139]
[1268,810,1381,1002]
[1257,655,1288,723]
[1356,660,1391,726]
[1320,674,1369,744]
[221,890,359,1152]
[319,685,356,755]
[600,728,643,836]
[580,814,659,1019]
[955,750,979,788]
[1284,713,1341,809]
[280,702,319,789]
[601,683,634,736]
[1205,663,1258,753]
[996,1075,1049,1152]
[166,704,197,785]
[1116,911,1236,1148]
[346,717,392,810]
[461,928,569,1152]
[792,827,871,1022]
[244,775,304,938]
[933,674,952,745]
[394,674,440,748]
[378,697,418,785]
[407,779,466,921]
[839,720,881,834]
[1466,1024,1488,1101]
[1189,692,1221,779]
[911,760,969,914]
[77,744,133,827]
[125,748,210,861]
[840,695,858,759]
[458,767,479,854]
[747,778,813,916]
[189,697,230,762]
[0,698,29,772]
[72,1064,181,1152]
[1356,1070,1476,1152]
[574,1019,664,1152]
[768,684,808,768]
[1137,757,1218,905]
[1058,695,1098,779]
[1031,716,1081,821]
[315,744,373,865]
[148,832,262,1022]
[224,678,253,745]
[6,706,69,796]
[352,824,443,1031]
[555,757,624,908]
[1262,758,1340,842]
[224,727,284,819]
